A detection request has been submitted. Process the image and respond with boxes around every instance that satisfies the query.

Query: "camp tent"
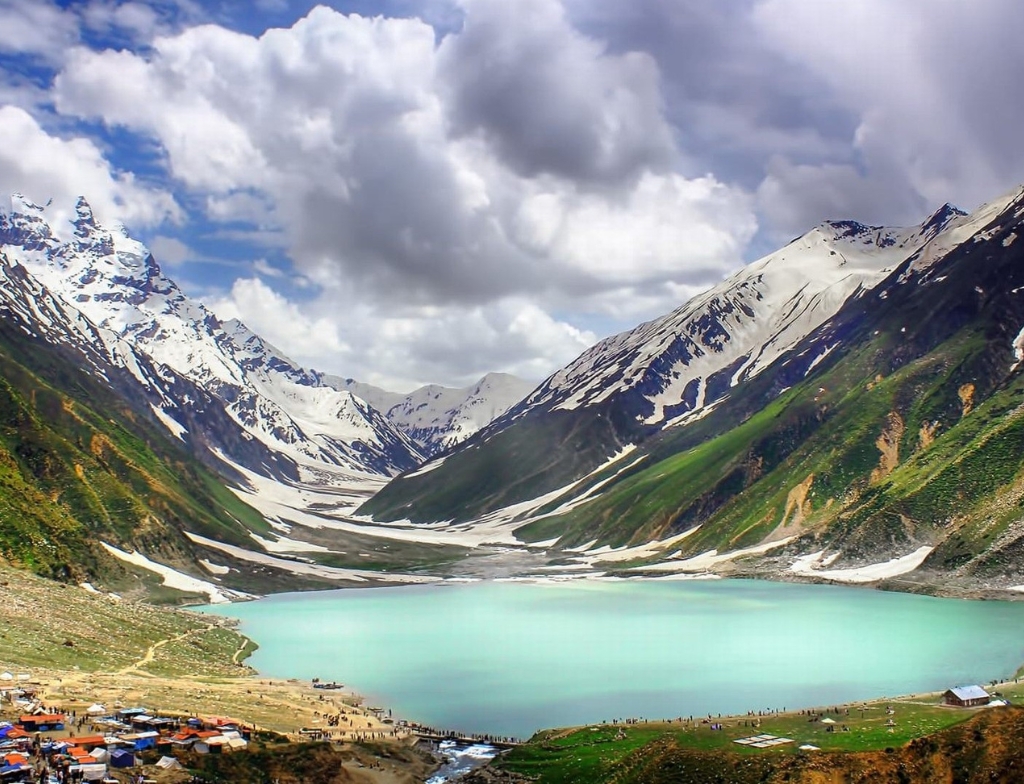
[86,704,106,716]
[0,673,11,682]
[109,750,135,768]
[156,756,183,770]
[72,763,107,781]
[820,717,836,724]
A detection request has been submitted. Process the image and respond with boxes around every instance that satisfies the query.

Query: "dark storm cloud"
[438,0,676,186]
[562,0,857,187]
[291,127,538,303]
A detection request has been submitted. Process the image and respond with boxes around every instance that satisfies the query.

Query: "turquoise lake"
[201,579,1024,739]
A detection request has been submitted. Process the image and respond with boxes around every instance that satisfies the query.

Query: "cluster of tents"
[0,701,249,782]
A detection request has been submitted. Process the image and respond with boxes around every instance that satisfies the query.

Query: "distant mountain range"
[332,373,535,458]
[0,195,530,482]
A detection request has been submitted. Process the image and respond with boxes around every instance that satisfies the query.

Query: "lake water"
[201,579,1024,739]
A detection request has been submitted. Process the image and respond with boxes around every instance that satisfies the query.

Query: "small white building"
[943,685,990,708]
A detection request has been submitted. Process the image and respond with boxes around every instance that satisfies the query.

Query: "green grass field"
[500,683,1024,783]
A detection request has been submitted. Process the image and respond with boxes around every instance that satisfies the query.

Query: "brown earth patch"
[870,412,905,484]
[782,474,815,528]
[959,383,976,417]
[918,421,940,451]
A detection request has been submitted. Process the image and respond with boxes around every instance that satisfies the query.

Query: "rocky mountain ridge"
[0,194,424,483]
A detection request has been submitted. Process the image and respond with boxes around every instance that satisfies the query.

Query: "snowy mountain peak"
[10,192,45,214]
[513,198,998,428]
[0,193,423,482]
[74,196,97,237]
[328,372,534,457]
[922,202,967,233]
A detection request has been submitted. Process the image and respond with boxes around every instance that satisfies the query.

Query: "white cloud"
[514,172,755,285]
[81,1,164,43]
[208,276,595,390]
[0,1,78,61]
[207,278,349,364]
[148,235,194,266]
[751,0,1024,233]
[45,2,759,384]
[51,4,754,307]
[439,0,676,184]
[0,106,180,230]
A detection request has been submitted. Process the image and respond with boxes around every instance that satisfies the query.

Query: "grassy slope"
[0,563,247,675]
[510,208,1024,575]
[359,404,638,523]
[0,319,273,593]
[499,694,1024,784]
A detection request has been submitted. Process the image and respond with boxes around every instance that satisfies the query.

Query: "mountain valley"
[1,186,1024,601]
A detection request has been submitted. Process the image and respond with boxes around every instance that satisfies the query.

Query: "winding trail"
[116,624,214,675]
[231,635,251,666]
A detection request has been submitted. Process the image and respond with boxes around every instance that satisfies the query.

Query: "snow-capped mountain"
[0,194,423,482]
[331,372,535,456]
[364,192,1019,525]
[513,204,971,428]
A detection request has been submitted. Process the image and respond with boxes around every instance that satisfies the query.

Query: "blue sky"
[2,0,1024,390]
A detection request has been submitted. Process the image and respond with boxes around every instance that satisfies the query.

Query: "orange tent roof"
[66,735,107,747]
[3,753,28,765]
[19,713,64,723]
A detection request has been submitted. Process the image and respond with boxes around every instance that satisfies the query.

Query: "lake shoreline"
[204,578,1024,741]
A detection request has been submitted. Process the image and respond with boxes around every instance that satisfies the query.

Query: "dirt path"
[116,624,212,676]
[231,635,250,665]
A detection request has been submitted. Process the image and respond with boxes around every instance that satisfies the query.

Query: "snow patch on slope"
[186,532,436,584]
[789,547,933,583]
[101,542,245,603]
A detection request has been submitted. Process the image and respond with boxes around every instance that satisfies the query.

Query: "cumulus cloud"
[209,277,595,389]
[0,105,179,230]
[751,0,1024,233]
[148,235,195,266]
[208,277,349,363]
[24,0,1024,388]
[50,3,755,321]
[439,0,675,185]
[0,1,79,61]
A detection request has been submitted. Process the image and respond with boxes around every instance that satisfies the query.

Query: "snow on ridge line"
[403,454,449,478]
[100,542,244,603]
[586,525,703,564]
[249,531,335,554]
[149,404,186,441]
[199,559,230,575]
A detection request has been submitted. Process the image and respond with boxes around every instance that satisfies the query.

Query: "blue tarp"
[109,750,135,768]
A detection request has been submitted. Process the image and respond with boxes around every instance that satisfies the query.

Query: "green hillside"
[512,200,1024,581]
[0,317,273,598]
[361,187,1024,590]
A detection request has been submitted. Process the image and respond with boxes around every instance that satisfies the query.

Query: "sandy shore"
[8,663,401,743]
